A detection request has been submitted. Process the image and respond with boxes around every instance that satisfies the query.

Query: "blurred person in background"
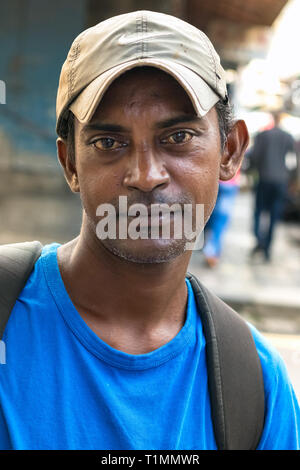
[247,111,296,261]
[202,170,240,268]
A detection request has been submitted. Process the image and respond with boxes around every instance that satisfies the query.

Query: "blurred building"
[0,0,291,172]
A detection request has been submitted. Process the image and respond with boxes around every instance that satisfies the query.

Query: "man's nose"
[123,147,170,192]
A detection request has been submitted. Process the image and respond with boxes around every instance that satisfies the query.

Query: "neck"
[57,226,192,333]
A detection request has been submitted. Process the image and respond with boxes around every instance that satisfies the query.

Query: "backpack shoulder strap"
[187,272,265,450]
[0,241,43,339]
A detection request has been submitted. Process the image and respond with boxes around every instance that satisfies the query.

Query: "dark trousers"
[253,180,287,257]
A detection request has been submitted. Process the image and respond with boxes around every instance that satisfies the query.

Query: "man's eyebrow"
[80,114,202,135]
[155,114,202,129]
[81,123,129,135]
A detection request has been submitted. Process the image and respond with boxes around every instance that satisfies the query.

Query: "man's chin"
[101,238,188,264]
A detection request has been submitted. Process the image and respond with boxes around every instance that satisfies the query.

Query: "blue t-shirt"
[0,243,299,450]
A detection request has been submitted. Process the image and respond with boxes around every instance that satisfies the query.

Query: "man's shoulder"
[18,242,61,295]
[0,242,60,336]
[247,323,292,390]
[258,127,291,136]
[194,280,291,396]
[272,126,294,142]
[1,242,63,342]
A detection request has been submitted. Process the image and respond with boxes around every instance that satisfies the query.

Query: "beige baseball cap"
[56,10,228,135]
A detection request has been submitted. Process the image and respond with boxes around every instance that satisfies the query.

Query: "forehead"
[90,66,197,121]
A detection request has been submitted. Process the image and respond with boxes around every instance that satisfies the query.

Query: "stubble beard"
[101,237,188,264]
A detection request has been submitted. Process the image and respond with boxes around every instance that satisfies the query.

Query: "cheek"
[203,177,220,223]
[170,148,221,221]
[193,169,220,223]
[76,161,122,217]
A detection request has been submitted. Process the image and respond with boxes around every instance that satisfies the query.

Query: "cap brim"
[69,58,220,123]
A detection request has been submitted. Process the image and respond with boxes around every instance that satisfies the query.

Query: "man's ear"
[56,137,80,192]
[219,120,249,181]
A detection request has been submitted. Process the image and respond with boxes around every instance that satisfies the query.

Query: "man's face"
[69,68,224,263]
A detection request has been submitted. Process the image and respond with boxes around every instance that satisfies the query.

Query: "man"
[0,11,299,450]
[249,111,296,261]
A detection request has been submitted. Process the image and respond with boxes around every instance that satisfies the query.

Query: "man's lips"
[118,203,183,215]
[118,206,182,220]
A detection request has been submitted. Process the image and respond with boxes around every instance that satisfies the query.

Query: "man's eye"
[92,138,123,150]
[166,131,193,144]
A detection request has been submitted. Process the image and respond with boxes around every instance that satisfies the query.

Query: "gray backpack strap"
[187,272,265,450]
[0,241,43,339]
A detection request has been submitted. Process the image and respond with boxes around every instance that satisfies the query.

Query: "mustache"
[108,194,194,216]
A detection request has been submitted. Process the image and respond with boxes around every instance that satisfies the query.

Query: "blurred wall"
[0,0,181,170]
[0,0,88,170]
[86,0,184,26]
